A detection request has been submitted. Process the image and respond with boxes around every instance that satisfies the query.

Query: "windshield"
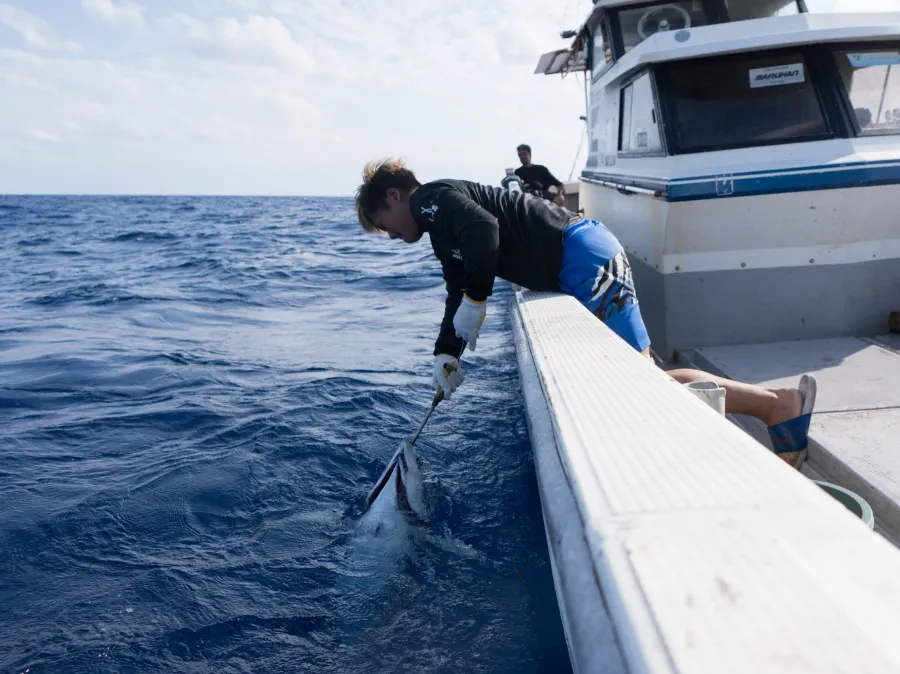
[617,2,710,53]
[725,0,800,21]
[658,50,829,153]
[835,48,900,135]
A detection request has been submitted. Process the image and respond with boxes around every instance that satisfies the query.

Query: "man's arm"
[434,188,500,302]
[426,187,500,354]
[434,263,465,357]
[542,166,566,194]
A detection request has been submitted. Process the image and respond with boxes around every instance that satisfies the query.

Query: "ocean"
[0,195,571,673]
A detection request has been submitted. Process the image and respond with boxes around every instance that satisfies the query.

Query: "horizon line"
[0,192,353,198]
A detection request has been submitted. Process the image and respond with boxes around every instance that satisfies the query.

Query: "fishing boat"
[512,2,900,671]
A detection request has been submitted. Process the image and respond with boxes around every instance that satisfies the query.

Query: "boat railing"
[512,288,900,673]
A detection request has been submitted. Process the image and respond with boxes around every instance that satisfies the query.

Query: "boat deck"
[512,289,900,673]
[682,334,900,544]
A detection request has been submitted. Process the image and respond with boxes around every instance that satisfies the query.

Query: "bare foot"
[764,388,803,427]
[766,388,806,469]
[778,450,803,469]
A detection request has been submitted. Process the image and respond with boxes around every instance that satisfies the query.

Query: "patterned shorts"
[557,219,651,352]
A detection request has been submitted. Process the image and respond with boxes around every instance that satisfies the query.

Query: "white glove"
[453,295,487,351]
[433,354,464,399]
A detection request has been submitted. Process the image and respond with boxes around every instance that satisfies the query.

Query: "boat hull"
[580,179,900,356]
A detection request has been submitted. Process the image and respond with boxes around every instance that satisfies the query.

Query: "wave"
[108,231,181,243]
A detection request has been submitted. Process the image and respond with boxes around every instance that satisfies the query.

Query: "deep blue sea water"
[0,196,570,673]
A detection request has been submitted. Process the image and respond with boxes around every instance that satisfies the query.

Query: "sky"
[0,0,897,196]
[0,0,592,196]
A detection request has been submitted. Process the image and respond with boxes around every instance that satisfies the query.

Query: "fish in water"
[335,440,428,646]
[358,439,427,539]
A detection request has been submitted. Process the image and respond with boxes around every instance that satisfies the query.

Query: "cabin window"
[657,50,829,153]
[834,48,900,136]
[617,2,711,54]
[619,72,663,154]
[724,0,800,21]
[591,21,613,78]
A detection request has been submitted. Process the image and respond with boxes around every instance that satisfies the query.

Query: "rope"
[562,0,573,31]
[568,125,587,182]
[568,72,589,181]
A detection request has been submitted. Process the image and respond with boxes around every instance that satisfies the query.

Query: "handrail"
[582,175,666,198]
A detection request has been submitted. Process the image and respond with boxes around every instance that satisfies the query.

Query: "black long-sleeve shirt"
[409,179,581,356]
[514,164,563,197]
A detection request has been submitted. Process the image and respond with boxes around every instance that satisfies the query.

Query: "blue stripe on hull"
[582,160,900,202]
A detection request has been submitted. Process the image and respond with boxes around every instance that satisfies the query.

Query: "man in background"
[514,144,565,207]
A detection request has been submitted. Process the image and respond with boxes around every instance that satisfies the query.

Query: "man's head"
[355,159,423,243]
[516,144,532,167]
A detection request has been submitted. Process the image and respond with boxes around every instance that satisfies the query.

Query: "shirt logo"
[450,248,462,261]
[421,204,439,221]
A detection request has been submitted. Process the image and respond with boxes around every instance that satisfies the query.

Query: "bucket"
[813,480,875,530]
[683,381,726,417]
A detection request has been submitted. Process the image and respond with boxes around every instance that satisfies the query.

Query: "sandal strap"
[767,413,812,454]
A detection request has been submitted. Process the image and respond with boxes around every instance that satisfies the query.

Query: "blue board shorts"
[558,219,651,353]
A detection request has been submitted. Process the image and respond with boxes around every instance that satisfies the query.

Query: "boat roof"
[572,1,900,48]
[575,0,679,34]
[589,0,643,6]
[594,11,900,84]
[583,0,653,13]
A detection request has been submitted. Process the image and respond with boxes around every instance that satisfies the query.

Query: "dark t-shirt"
[409,179,580,356]
[514,164,562,198]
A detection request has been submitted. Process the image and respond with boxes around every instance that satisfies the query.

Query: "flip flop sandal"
[767,374,817,462]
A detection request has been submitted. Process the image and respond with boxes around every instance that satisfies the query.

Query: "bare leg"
[639,350,805,466]
[666,368,802,426]
[666,367,804,467]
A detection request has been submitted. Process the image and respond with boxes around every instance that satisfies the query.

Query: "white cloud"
[0,43,326,191]
[2,71,53,90]
[81,0,145,29]
[162,13,315,73]
[25,129,61,143]
[0,3,81,51]
[0,1,585,195]
[265,0,585,187]
[224,0,267,10]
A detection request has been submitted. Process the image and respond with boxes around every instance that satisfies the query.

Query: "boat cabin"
[536,1,900,358]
